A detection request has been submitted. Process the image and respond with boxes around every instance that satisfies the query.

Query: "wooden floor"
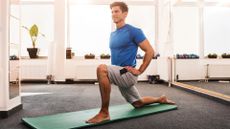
[172,82,230,103]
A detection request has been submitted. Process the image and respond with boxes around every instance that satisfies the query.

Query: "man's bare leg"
[86,64,111,124]
[132,95,175,108]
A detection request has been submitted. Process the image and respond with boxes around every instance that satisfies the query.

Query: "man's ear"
[123,12,128,18]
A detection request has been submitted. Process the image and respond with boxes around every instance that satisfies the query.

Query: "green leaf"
[29,24,38,37]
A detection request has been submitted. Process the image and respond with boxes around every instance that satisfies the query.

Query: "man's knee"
[97,64,108,75]
[132,100,144,108]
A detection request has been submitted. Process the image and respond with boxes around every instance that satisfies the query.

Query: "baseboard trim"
[172,82,230,106]
[0,104,23,118]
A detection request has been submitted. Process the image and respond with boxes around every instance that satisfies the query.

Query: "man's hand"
[125,66,141,76]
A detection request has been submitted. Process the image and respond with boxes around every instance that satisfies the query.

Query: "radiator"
[207,64,230,79]
[21,65,47,80]
[75,65,97,80]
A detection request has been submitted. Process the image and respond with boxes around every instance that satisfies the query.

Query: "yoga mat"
[22,103,177,129]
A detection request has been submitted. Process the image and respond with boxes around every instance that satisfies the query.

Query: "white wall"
[204,7,230,55]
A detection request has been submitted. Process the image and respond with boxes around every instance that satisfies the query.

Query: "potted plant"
[221,53,230,58]
[22,24,45,58]
[84,53,95,59]
[207,53,217,59]
[100,53,110,59]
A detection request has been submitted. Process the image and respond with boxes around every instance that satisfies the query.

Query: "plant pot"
[100,56,110,59]
[207,54,217,59]
[208,56,217,59]
[221,53,230,58]
[84,55,95,59]
[27,48,39,58]
[222,55,230,58]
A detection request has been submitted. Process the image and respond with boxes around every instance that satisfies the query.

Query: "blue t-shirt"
[109,24,146,67]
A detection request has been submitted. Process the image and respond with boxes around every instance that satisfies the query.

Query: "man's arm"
[138,39,154,74]
[125,39,154,75]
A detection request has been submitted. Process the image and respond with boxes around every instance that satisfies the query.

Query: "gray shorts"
[107,65,141,104]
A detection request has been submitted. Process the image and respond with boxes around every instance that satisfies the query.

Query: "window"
[21,4,54,56]
[69,5,111,56]
[69,4,155,56]
[10,5,20,46]
[173,7,199,55]
[127,5,155,55]
[204,7,230,55]
[10,5,20,56]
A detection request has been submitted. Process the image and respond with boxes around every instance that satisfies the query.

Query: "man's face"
[111,6,127,23]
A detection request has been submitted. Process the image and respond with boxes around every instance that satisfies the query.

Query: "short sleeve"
[132,28,146,45]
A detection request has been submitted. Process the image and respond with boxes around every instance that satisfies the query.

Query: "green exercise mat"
[22,103,177,129]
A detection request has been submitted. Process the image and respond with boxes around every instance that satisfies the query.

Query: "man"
[86,1,175,124]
